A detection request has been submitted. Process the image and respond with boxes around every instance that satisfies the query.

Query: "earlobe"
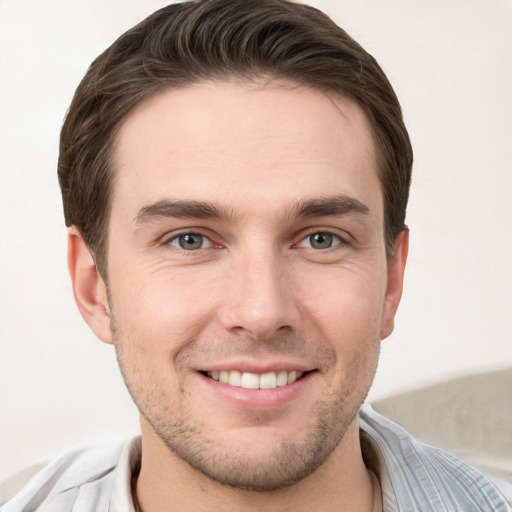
[381,230,409,340]
[67,227,113,345]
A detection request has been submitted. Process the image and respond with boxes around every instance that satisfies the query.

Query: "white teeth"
[227,370,241,387]
[288,371,297,384]
[206,370,305,389]
[277,370,288,387]
[241,372,260,389]
[259,372,277,389]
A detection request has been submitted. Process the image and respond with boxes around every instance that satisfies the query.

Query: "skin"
[69,80,408,512]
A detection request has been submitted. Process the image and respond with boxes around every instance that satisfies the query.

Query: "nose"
[218,247,301,340]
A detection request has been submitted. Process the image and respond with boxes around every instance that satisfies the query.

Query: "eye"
[168,233,212,251]
[296,232,342,250]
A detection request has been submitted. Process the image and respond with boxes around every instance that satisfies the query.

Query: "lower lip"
[198,371,315,411]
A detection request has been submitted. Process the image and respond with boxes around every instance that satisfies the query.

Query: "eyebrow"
[292,195,370,219]
[134,200,238,224]
[134,194,369,225]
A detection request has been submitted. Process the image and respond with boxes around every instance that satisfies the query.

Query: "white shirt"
[2,406,511,511]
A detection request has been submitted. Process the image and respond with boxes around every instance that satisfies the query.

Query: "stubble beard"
[110,310,377,492]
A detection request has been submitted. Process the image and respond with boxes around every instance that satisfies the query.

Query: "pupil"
[180,234,202,250]
[311,233,332,249]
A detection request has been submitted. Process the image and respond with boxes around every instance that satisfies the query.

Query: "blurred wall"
[1,0,511,480]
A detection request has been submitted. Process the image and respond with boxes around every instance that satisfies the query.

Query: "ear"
[380,230,409,340]
[67,227,113,344]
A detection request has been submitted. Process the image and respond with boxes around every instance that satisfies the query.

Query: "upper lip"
[197,359,315,374]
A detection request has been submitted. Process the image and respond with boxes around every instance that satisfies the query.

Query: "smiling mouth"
[203,370,307,390]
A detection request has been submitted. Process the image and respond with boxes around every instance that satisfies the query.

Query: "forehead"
[112,81,381,219]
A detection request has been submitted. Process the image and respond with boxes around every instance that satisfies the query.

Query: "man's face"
[95,81,405,490]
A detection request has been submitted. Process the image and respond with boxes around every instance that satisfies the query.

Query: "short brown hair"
[58,0,413,276]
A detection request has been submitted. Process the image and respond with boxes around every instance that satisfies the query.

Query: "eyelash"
[164,230,216,252]
[162,228,349,253]
[292,230,346,250]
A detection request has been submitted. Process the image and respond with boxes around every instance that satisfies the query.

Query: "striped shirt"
[2,406,511,511]
[359,406,512,511]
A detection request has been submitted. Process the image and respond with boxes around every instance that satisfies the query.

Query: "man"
[1,0,510,511]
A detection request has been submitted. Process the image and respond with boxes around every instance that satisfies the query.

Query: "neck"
[135,417,376,512]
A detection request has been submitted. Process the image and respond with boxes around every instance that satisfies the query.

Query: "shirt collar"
[109,436,141,511]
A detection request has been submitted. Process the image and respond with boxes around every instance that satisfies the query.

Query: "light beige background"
[1,0,511,481]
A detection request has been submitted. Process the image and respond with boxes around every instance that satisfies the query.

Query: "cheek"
[296,269,384,413]
[109,266,220,353]
[299,266,387,350]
